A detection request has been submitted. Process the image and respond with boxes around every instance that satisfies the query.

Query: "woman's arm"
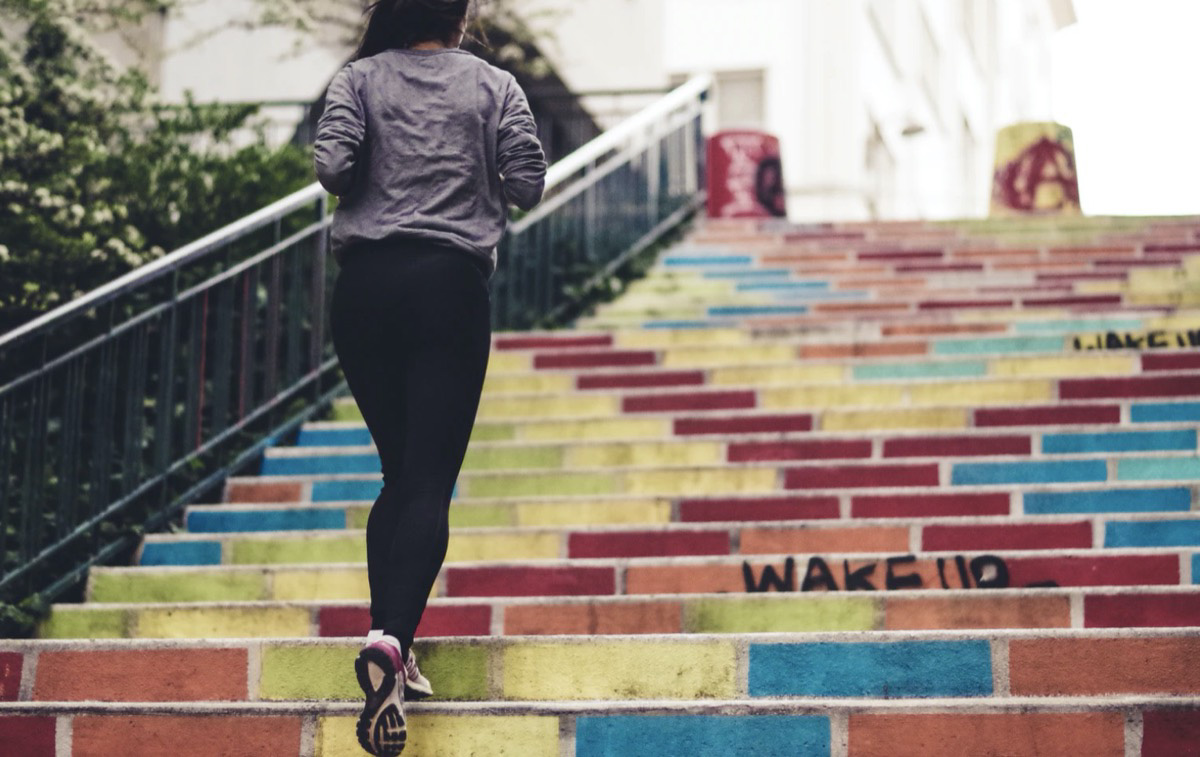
[497,76,547,211]
[314,66,366,197]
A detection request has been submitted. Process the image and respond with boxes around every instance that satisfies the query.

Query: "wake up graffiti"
[742,554,1060,593]
[1073,329,1200,351]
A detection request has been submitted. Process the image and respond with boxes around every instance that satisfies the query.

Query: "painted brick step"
[261,425,1200,477]
[39,586,1200,640]
[200,484,1197,534]
[147,514,1200,567]
[302,400,1200,447]
[6,630,1200,704]
[3,698,1196,757]
[85,547,1200,603]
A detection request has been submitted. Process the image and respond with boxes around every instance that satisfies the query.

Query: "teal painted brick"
[853,361,987,381]
[1106,520,1200,548]
[575,716,830,757]
[1043,430,1198,455]
[261,454,378,476]
[1024,488,1192,514]
[1014,319,1144,335]
[1132,403,1200,423]
[952,460,1108,485]
[933,336,1066,356]
[1118,457,1200,482]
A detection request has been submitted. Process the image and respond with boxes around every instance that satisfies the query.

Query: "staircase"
[6,214,1200,756]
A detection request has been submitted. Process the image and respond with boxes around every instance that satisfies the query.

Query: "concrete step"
[39,586,1200,640]
[3,697,1197,757]
[84,547,1200,603]
[141,513,1200,567]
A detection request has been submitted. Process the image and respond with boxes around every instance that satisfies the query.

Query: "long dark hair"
[353,0,474,61]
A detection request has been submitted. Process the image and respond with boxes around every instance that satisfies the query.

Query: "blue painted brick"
[187,508,346,533]
[1043,430,1198,455]
[703,269,793,280]
[777,290,870,302]
[952,460,1108,486]
[296,428,373,447]
[1024,488,1192,514]
[1118,457,1200,482]
[748,641,993,698]
[664,256,753,267]
[735,281,829,291]
[1105,520,1200,548]
[1132,402,1200,423]
[311,480,383,502]
[139,541,222,566]
[642,321,725,330]
[1193,555,1200,585]
[260,454,379,476]
[708,305,809,316]
[575,716,830,757]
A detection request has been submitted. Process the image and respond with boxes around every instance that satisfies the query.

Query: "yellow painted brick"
[487,353,530,373]
[591,306,704,320]
[710,364,845,387]
[611,293,770,308]
[615,329,749,349]
[565,442,725,469]
[445,532,560,562]
[989,355,1137,378]
[271,568,372,601]
[761,385,906,409]
[1149,313,1200,330]
[316,715,560,757]
[478,395,619,420]
[959,309,1069,323]
[821,408,968,432]
[1077,280,1124,294]
[908,380,1054,405]
[623,468,778,496]
[134,606,311,639]
[515,499,672,527]
[482,375,574,394]
[502,642,737,700]
[519,418,670,442]
[662,345,796,368]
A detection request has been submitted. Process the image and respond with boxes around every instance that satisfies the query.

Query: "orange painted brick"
[883,323,1008,337]
[34,649,247,702]
[814,302,911,314]
[950,248,1040,261]
[884,595,1071,631]
[72,715,302,757]
[849,712,1124,757]
[225,481,302,503]
[799,341,928,359]
[503,601,682,635]
[739,526,910,555]
[1009,637,1200,696]
[624,564,744,595]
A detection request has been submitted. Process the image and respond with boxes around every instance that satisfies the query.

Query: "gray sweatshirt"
[314,48,547,274]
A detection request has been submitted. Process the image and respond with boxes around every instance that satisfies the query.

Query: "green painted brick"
[410,642,490,701]
[933,337,1065,356]
[88,571,267,603]
[463,446,563,471]
[852,361,987,381]
[260,645,361,700]
[685,597,880,633]
[39,608,129,639]
[471,424,517,442]
[346,506,371,530]
[331,402,362,422]
[1118,457,1200,482]
[465,473,618,498]
[449,504,515,528]
[230,537,364,565]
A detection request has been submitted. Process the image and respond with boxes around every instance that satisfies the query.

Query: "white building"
[107,0,1075,222]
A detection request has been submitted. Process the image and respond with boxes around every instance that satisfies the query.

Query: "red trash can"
[706,130,787,219]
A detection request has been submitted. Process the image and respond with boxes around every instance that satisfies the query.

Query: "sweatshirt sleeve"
[314,66,365,197]
[497,76,547,211]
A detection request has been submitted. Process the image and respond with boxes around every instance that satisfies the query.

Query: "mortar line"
[55,715,72,757]
[1124,709,1144,757]
[991,638,1011,697]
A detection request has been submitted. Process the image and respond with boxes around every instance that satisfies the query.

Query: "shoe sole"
[356,647,407,756]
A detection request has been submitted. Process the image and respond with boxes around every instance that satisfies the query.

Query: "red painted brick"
[0,652,21,702]
[1007,555,1179,588]
[568,530,730,558]
[918,299,1013,310]
[974,404,1121,427]
[577,370,705,390]
[674,414,812,436]
[883,435,1031,458]
[852,492,1011,519]
[785,463,939,490]
[504,601,682,635]
[858,250,944,261]
[225,481,302,503]
[799,341,927,359]
[34,649,247,702]
[443,566,615,597]
[1048,245,1134,256]
[1038,271,1126,282]
[1085,593,1200,629]
[1142,352,1200,372]
[813,302,910,314]
[495,335,613,351]
[921,522,1093,552]
[623,390,756,413]
[1142,710,1200,756]
[1010,637,1200,695]
[534,350,656,369]
[1060,374,1200,400]
[318,605,492,638]
[72,715,302,757]
[1146,242,1200,253]
[1095,258,1179,269]
[1023,294,1123,307]
[896,263,985,273]
[728,439,872,463]
[0,716,55,757]
[849,712,1124,757]
[678,496,840,522]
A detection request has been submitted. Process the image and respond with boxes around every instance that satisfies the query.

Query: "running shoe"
[403,649,433,700]
[355,640,407,756]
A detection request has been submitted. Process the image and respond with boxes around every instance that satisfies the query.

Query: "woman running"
[314,1,546,753]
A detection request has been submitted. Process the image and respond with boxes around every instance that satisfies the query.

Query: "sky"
[1051,0,1200,217]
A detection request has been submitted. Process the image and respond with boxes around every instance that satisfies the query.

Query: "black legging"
[330,239,491,656]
